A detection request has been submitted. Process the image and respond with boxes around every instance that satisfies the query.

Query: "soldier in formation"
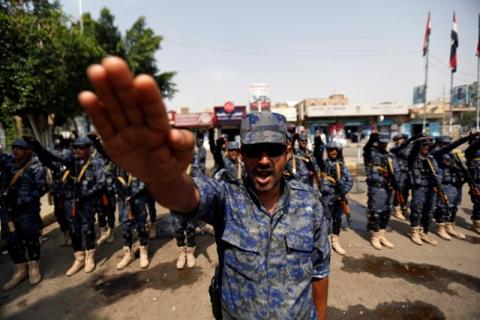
[1,139,48,290]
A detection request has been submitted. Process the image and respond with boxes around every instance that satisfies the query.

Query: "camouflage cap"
[12,138,31,149]
[227,141,240,150]
[326,141,341,149]
[72,136,92,147]
[240,112,287,145]
[435,135,452,144]
[378,134,390,144]
[298,131,309,141]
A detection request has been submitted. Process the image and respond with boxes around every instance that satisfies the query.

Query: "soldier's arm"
[339,163,353,195]
[431,134,476,157]
[312,277,328,320]
[79,57,198,213]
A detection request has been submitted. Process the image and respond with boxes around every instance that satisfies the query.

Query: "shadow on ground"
[328,300,446,320]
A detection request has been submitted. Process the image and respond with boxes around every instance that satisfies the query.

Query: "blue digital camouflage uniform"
[52,147,74,232]
[62,152,105,252]
[115,168,148,247]
[364,146,398,231]
[194,112,330,319]
[294,139,319,187]
[94,151,116,230]
[0,144,48,264]
[320,157,353,235]
[193,176,330,319]
[409,154,440,232]
[172,144,207,247]
[390,138,410,211]
[464,138,480,222]
[431,136,469,223]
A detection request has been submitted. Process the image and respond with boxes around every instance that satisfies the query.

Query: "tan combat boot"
[369,231,382,250]
[2,263,28,290]
[84,249,96,273]
[473,220,480,234]
[60,230,72,247]
[186,246,196,268]
[410,227,423,245]
[435,223,451,240]
[28,260,42,285]
[116,246,134,270]
[148,222,156,240]
[139,245,149,269]
[392,206,406,220]
[445,222,466,239]
[96,227,109,246]
[331,234,346,255]
[176,246,187,269]
[106,227,115,244]
[419,230,438,246]
[66,251,85,276]
[379,229,394,248]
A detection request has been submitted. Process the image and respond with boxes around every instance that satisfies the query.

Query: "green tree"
[124,16,176,99]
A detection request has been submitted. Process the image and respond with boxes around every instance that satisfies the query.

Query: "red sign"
[174,112,213,128]
[224,101,235,113]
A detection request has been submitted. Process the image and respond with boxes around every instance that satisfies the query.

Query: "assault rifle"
[385,158,406,208]
[335,161,351,227]
[452,151,480,198]
[424,157,452,215]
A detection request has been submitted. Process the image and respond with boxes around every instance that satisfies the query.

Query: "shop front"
[213,103,247,141]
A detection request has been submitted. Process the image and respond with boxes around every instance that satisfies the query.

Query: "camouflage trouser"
[96,192,116,229]
[367,186,393,231]
[65,198,96,251]
[410,186,436,232]
[435,184,458,223]
[172,212,196,247]
[145,192,157,224]
[118,196,148,247]
[53,194,69,232]
[470,184,480,221]
[394,172,410,210]
[1,207,41,263]
[323,194,343,235]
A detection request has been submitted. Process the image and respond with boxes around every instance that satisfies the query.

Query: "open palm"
[79,57,194,183]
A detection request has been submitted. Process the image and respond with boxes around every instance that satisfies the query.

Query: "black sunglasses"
[73,145,88,150]
[242,143,287,158]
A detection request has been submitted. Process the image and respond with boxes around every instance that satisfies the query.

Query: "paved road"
[1,181,479,319]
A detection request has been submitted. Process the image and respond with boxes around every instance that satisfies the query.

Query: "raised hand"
[78,57,195,184]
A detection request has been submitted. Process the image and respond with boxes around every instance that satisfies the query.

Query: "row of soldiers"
[364,131,480,249]
[3,125,480,291]
[0,135,159,290]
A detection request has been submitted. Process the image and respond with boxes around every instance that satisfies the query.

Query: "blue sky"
[61,0,479,112]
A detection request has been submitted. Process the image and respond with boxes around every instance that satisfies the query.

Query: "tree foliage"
[0,1,176,144]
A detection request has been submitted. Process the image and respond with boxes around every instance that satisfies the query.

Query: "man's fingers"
[169,129,196,152]
[86,63,129,130]
[134,75,170,132]
[102,57,144,127]
[78,91,116,140]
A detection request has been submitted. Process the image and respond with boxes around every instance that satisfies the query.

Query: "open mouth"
[255,169,273,186]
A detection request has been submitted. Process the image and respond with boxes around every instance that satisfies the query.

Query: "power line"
[163,39,418,59]
[430,53,476,78]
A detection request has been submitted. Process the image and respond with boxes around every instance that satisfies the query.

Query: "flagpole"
[449,72,453,135]
[423,48,429,133]
[477,55,479,130]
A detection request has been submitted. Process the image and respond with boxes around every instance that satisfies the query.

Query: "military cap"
[72,136,92,147]
[240,112,287,145]
[435,136,452,144]
[378,134,390,144]
[227,141,240,150]
[298,131,309,141]
[392,134,408,141]
[12,138,31,149]
[326,141,341,149]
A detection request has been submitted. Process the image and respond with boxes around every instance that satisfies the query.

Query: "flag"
[423,12,431,56]
[477,14,480,57]
[450,12,458,73]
